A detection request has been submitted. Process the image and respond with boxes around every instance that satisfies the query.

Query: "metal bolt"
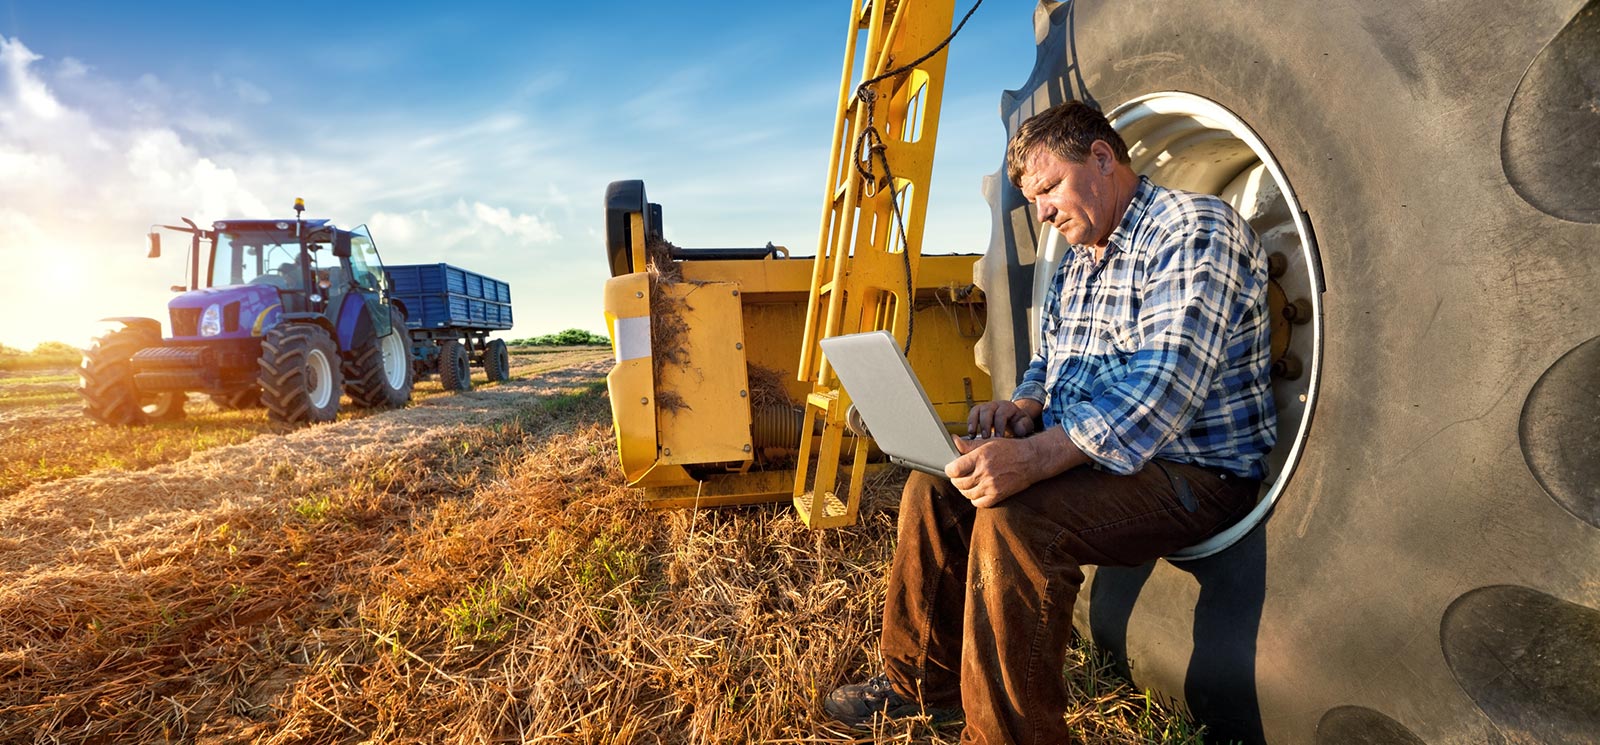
[663,448,671,456]
[635,291,644,298]
[742,444,752,453]
[1271,354,1304,380]
[735,342,743,350]
[740,390,748,397]
[1283,298,1313,325]
[641,397,649,405]
[731,289,740,296]
[1267,252,1288,279]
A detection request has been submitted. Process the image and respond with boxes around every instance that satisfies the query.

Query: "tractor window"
[347,225,385,292]
[214,232,305,290]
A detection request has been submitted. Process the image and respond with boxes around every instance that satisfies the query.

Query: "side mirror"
[147,232,161,258]
[333,231,352,258]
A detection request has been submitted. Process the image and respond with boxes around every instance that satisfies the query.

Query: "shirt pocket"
[1101,301,1143,358]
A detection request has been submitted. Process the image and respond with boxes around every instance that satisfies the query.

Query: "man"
[823,101,1277,743]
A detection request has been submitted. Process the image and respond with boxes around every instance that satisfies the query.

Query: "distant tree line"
[0,341,82,371]
[508,328,610,347]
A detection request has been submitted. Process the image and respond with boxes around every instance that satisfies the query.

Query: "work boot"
[823,673,963,729]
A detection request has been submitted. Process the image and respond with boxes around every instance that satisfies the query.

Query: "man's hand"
[966,399,1044,439]
[946,425,1085,508]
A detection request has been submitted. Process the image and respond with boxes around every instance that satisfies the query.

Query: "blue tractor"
[80,199,413,426]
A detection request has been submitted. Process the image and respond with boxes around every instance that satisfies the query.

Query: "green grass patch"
[291,495,333,522]
[0,373,76,386]
[0,389,80,409]
[442,578,525,644]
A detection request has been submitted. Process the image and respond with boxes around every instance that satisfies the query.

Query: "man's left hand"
[947,426,1078,508]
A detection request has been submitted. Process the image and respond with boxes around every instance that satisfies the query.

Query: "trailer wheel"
[438,339,473,392]
[80,326,175,425]
[980,2,1600,743]
[344,305,414,408]
[209,388,262,410]
[484,338,511,383]
[259,324,342,425]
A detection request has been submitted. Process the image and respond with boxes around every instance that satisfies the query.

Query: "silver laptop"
[818,331,960,476]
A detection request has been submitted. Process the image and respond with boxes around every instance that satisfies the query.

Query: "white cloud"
[0,35,270,348]
[1,36,62,120]
[58,57,88,80]
[0,208,45,249]
[371,200,559,262]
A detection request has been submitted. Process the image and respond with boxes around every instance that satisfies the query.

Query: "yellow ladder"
[793,0,958,527]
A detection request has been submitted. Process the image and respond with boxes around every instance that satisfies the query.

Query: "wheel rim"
[306,347,334,409]
[1103,92,1324,560]
[381,331,407,389]
[141,393,175,416]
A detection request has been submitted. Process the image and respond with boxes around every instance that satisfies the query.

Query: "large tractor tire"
[344,305,414,409]
[209,388,261,410]
[79,325,185,425]
[437,339,473,392]
[975,2,1600,743]
[483,338,511,383]
[258,324,342,425]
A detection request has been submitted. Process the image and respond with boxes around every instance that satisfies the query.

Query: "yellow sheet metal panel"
[632,461,699,489]
[603,273,658,484]
[655,281,754,466]
[678,256,814,296]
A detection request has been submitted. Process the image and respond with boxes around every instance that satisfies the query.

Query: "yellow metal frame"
[794,0,960,527]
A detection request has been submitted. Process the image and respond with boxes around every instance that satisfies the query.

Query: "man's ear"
[1092,139,1116,174]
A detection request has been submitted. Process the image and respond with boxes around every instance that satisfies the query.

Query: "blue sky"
[0,1,1037,349]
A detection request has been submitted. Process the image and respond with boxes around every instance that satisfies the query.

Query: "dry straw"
[0,358,1205,743]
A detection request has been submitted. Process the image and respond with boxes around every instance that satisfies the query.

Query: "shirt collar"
[1070,175,1156,264]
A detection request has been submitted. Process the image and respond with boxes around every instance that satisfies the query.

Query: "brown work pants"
[881,460,1258,744]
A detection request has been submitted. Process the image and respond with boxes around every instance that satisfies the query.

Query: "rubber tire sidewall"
[484,339,511,383]
[79,326,160,426]
[343,305,414,409]
[437,339,473,392]
[1002,2,1600,743]
[259,324,342,425]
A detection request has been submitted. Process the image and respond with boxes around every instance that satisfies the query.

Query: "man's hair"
[1006,100,1131,188]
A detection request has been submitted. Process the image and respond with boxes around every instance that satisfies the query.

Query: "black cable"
[848,0,983,355]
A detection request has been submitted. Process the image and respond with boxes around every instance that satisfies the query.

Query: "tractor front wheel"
[259,324,342,425]
[438,339,472,392]
[80,326,184,425]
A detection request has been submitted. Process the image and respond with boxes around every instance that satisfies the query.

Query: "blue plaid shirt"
[1013,176,1276,479]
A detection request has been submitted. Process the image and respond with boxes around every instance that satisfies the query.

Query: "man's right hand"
[966,399,1044,439]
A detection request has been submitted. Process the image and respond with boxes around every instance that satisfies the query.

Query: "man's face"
[1018,144,1119,248]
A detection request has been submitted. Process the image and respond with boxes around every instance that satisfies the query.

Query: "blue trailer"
[385,263,514,391]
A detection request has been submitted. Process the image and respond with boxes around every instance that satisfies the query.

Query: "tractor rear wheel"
[438,339,472,392]
[344,305,414,408]
[258,324,342,425]
[209,388,261,410]
[80,326,184,425]
[484,338,511,383]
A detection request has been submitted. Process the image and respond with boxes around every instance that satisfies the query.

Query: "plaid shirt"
[1013,176,1276,479]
